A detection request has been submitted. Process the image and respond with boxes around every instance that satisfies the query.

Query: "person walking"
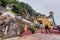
[45,25,50,34]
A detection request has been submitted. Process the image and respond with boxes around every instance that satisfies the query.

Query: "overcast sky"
[18,0,60,25]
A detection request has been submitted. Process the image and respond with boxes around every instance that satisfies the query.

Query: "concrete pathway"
[4,33,60,40]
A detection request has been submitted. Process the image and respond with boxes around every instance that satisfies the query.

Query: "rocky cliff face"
[0,9,35,39]
[0,13,22,38]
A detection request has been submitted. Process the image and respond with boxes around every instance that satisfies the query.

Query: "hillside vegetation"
[0,0,45,21]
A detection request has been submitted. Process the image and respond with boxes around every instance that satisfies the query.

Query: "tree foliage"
[0,0,42,17]
[5,0,14,4]
[0,0,7,8]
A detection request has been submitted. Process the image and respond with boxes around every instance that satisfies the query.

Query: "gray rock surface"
[4,33,60,40]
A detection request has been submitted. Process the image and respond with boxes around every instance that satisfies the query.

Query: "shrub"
[28,26,35,34]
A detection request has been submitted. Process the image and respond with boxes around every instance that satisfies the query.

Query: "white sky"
[18,0,60,25]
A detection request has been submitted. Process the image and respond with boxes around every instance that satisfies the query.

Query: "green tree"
[0,0,43,20]
[12,2,27,16]
[5,0,14,4]
[0,0,7,8]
